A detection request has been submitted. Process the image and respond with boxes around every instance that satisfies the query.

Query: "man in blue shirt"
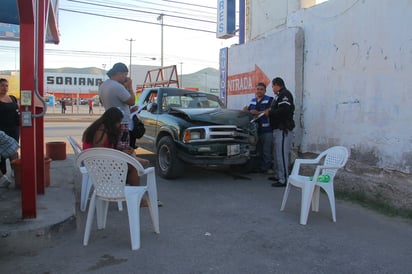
[244,82,274,173]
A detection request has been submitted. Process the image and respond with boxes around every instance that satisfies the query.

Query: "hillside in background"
[0,66,219,93]
[180,67,219,92]
[44,67,106,75]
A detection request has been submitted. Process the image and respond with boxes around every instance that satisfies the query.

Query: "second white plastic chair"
[280,146,349,225]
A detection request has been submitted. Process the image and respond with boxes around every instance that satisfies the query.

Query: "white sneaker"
[0,175,11,188]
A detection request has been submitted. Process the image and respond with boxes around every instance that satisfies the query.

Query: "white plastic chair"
[280,146,349,225]
[67,136,123,212]
[76,147,160,250]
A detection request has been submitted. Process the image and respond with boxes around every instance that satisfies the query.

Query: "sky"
[0,0,239,74]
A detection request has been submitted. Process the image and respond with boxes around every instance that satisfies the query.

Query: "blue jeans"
[257,131,273,171]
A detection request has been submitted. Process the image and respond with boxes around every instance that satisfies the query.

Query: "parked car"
[80,98,89,105]
[136,87,258,179]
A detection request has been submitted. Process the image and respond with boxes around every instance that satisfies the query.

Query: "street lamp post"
[157,14,164,68]
[126,38,135,74]
[179,62,183,87]
[205,72,208,92]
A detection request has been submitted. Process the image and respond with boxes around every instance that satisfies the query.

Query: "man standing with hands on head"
[265,77,295,187]
[99,62,135,150]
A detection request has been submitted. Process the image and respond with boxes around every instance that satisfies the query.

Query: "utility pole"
[205,72,208,92]
[157,14,164,68]
[126,38,135,75]
[179,62,183,87]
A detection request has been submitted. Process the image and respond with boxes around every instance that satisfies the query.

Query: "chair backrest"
[319,146,349,180]
[76,148,145,199]
[67,136,82,156]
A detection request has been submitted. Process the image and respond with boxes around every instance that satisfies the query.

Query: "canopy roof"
[0,0,59,43]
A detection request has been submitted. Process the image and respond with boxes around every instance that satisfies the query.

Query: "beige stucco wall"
[287,0,412,174]
[227,0,412,209]
[236,0,412,173]
[245,0,317,41]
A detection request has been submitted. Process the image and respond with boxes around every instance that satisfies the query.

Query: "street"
[0,119,411,273]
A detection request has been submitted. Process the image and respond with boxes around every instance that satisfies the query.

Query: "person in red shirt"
[88,99,93,115]
[82,107,149,186]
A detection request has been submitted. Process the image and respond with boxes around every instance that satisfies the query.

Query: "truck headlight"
[183,129,204,142]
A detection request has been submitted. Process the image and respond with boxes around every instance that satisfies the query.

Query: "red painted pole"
[36,0,46,195]
[18,0,37,218]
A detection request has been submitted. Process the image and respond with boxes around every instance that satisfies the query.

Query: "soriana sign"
[216,0,235,39]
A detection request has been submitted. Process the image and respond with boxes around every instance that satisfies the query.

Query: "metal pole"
[157,14,164,67]
[205,72,208,92]
[179,62,183,87]
[126,38,135,74]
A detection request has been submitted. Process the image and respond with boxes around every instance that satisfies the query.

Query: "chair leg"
[96,199,109,229]
[146,172,160,233]
[80,173,92,212]
[300,184,315,225]
[125,186,146,250]
[311,186,321,212]
[322,185,336,222]
[83,192,96,246]
[280,182,292,211]
[117,201,123,211]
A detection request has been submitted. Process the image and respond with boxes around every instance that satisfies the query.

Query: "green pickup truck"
[136,87,258,179]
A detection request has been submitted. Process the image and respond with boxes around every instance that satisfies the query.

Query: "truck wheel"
[156,136,184,179]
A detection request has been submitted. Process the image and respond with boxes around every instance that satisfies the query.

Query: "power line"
[68,0,216,24]
[59,8,216,34]
[70,0,217,19]
[160,0,216,10]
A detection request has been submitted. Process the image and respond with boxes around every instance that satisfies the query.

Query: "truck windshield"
[162,93,223,110]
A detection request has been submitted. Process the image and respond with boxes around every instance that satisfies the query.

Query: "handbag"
[131,114,145,139]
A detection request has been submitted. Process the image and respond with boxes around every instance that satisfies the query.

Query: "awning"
[0,0,59,43]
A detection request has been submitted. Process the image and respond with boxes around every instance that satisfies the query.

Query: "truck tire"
[156,136,184,179]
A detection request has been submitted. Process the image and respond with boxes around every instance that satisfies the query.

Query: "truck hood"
[170,108,253,128]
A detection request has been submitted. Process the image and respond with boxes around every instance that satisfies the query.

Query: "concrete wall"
[287,0,412,174]
[233,0,412,173]
[227,28,304,147]
[246,0,300,41]
[245,0,317,41]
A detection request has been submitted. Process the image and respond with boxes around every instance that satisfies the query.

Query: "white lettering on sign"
[218,0,225,33]
[228,77,253,92]
[216,0,235,39]
[46,76,103,86]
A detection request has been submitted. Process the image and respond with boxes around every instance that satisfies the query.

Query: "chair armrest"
[290,158,321,175]
[141,167,155,176]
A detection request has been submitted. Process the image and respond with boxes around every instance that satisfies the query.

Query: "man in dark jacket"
[265,77,295,187]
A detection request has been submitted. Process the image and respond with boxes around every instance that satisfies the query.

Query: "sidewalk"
[0,155,77,247]
[0,108,106,242]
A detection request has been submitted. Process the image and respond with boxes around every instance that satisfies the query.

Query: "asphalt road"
[0,111,411,273]
[2,161,412,273]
